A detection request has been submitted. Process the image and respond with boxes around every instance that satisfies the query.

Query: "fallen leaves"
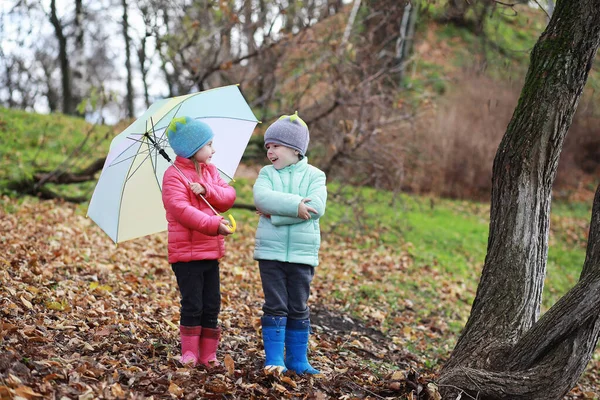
[1,195,598,399]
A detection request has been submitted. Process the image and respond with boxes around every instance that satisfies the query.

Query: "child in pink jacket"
[162,116,235,368]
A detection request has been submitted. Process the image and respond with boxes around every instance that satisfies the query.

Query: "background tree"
[121,0,134,118]
[439,0,600,399]
[136,1,153,109]
[49,0,73,114]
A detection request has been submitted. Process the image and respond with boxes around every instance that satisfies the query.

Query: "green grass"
[0,107,113,197]
[312,183,590,367]
[323,183,588,308]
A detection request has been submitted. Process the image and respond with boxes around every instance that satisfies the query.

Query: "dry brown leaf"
[6,374,22,387]
[111,383,125,399]
[20,296,33,309]
[0,387,12,398]
[272,382,287,393]
[94,327,111,336]
[3,196,596,399]
[281,376,297,388]
[426,383,442,400]
[314,391,328,400]
[224,353,235,376]
[168,382,184,397]
[14,385,43,399]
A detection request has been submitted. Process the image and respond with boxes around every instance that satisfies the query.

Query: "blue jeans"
[258,260,315,320]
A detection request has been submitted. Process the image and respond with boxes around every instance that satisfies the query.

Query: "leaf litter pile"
[1,197,599,399]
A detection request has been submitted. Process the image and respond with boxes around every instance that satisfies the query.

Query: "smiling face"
[266,143,299,170]
[192,141,215,164]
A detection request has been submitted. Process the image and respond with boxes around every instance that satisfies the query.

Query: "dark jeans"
[258,260,315,320]
[172,260,220,328]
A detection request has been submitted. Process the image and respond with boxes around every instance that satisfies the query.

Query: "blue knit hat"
[166,116,214,158]
[264,111,309,157]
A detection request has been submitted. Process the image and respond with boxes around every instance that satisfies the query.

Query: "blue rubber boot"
[261,315,287,373]
[285,318,320,374]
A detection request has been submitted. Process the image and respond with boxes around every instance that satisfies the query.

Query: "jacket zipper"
[286,168,292,261]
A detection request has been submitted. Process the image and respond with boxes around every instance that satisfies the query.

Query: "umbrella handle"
[227,214,237,232]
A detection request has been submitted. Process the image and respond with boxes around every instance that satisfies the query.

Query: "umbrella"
[87,84,258,243]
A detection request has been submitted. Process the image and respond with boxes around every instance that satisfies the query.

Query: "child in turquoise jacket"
[253,112,327,375]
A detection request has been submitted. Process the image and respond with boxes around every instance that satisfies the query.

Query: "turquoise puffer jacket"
[253,157,327,267]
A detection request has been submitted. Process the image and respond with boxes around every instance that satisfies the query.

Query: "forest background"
[1,0,600,399]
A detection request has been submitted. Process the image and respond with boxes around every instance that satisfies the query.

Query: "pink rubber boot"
[198,327,221,368]
[179,326,201,366]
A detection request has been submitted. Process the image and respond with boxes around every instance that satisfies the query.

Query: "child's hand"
[256,210,271,219]
[298,198,317,220]
[218,220,234,236]
[190,182,206,195]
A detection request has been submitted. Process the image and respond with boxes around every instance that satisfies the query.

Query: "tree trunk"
[71,0,84,115]
[137,4,152,109]
[49,0,72,115]
[395,0,418,81]
[122,0,135,118]
[439,1,600,399]
[243,0,256,55]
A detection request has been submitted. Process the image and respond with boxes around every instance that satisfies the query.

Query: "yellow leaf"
[89,282,99,290]
[45,301,64,311]
[162,317,178,330]
[391,370,404,380]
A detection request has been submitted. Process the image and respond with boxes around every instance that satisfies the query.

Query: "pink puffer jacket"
[161,156,236,263]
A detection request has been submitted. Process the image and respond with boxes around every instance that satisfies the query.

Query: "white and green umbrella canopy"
[87,85,258,243]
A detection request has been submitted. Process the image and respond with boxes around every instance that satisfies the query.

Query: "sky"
[1,0,357,125]
[1,0,169,124]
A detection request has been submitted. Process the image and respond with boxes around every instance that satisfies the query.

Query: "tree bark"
[71,0,84,114]
[122,0,135,118]
[49,0,72,115]
[439,0,600,399]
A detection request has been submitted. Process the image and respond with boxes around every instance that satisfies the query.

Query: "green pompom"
[279,110,307,128]
[167,116,188,137]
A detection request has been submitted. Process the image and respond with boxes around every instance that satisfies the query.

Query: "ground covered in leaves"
[1,197,599,399]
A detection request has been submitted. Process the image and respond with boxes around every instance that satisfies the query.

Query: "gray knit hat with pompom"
[264,111,309,157]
